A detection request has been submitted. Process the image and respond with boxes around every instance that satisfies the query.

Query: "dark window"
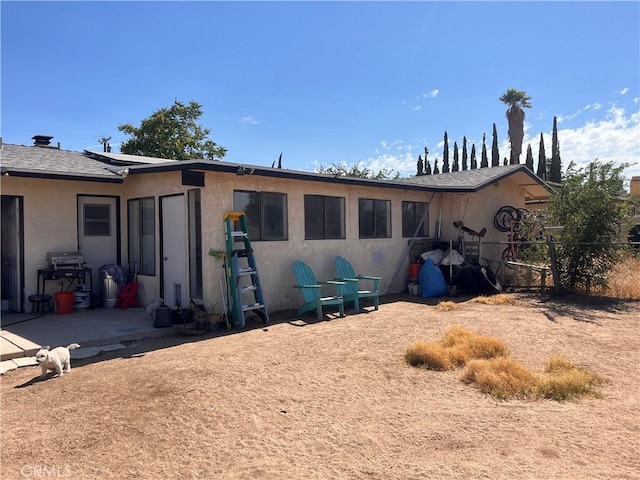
[233,191,288,241]
[304,195,345,240]
[128,197,155,275]
[83,204,110,236]
[182,170,205,187]
[402,201,429,237]
[359,198,391,238]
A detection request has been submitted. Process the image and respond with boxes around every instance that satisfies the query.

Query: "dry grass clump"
[472,294,518,305]
[436,300,459,311]
[404,341,453,370]
[441,325,509,360]
[537,355,606,401]
[461,357,538,400]
[405,328,606,401]
[598,254,640,300]
[404,326,507,370]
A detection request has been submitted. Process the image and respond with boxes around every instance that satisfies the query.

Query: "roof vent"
[32,135,54,147]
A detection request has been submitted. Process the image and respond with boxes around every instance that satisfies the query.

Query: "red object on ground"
[54,292,74,315]
[114,282,140,310]
[409,263,421,281]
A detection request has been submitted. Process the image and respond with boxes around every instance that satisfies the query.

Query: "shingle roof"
[0,144,121,182]
[0,143,552,197]
[400,164,554,198]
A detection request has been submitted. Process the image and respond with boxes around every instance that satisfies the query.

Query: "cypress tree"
[442,131,450,173]
[462,136,468,170]
[537,133,546,179]
[525,144,534,171]
[491,123,499,167]
[481,133,488,168]
[433,158,440,175]
[425,157,432,175]
[453,142,460,172]
[470,144,477,169]
[416,155,424,176]
[550,116,562,183]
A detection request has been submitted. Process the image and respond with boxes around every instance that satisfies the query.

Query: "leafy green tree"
[118,100,226,160]
[537,133,547,179]
[491,123,500,167]
[549,160,631,293]
[442,131,450,173]
[525,144,534,171]
[549,116,562,183]
[316,162,399,180]
[481,133,488,168]
[499,88,532,165]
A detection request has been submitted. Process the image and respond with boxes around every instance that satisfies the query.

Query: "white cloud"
[411,105,423,111]
[523,105,640,181]
[422,89,439,98]
[238,116,262,125]
[356,105,639,183]
[621,88,629,95]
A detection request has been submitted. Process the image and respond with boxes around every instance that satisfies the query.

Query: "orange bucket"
[54,292,74,315]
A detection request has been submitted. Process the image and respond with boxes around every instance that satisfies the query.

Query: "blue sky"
[2,1,639,183]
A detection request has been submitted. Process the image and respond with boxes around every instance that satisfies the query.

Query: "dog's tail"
[66,343,81,350]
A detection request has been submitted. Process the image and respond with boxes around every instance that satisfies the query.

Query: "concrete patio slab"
[1,307,174,364]
[1,336,24,361]
[1,332,40,359]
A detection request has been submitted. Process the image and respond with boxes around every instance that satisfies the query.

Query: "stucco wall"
[0,177,121,299]
[122,171,437,313]
[2,169,531,315]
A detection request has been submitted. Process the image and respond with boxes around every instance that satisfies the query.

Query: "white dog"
[34,343,80,378]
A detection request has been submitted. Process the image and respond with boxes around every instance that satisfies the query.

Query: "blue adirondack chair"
[292,260,345,321]
[334,256,381,313]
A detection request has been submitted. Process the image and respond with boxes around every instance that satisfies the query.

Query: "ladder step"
[241,285,257,292]
[243,303,265,312]
[231,231,248,237]
[238,268,256,275]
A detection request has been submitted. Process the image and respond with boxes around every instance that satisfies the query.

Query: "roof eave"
[0,166,122,184]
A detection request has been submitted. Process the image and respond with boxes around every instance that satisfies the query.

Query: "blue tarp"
[419,258,447,298]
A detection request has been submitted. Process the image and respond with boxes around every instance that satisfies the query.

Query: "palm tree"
[499,88,532,165]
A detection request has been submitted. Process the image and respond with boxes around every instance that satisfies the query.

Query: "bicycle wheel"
[502,244,517,266]
[494,206,519,232]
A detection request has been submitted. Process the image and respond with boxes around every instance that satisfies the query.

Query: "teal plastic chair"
[293,260,345,321]
[334,256,381,313]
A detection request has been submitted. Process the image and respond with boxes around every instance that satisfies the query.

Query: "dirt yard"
[2,293,639,480]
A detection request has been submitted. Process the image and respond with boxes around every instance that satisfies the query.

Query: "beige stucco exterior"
[1,176,121,300]
[1,162,537,315]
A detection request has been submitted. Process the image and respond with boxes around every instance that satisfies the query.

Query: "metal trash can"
[99,269,118,308]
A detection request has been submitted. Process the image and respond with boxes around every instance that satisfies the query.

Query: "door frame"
[1,195,25,313]
[159,193,187,305]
